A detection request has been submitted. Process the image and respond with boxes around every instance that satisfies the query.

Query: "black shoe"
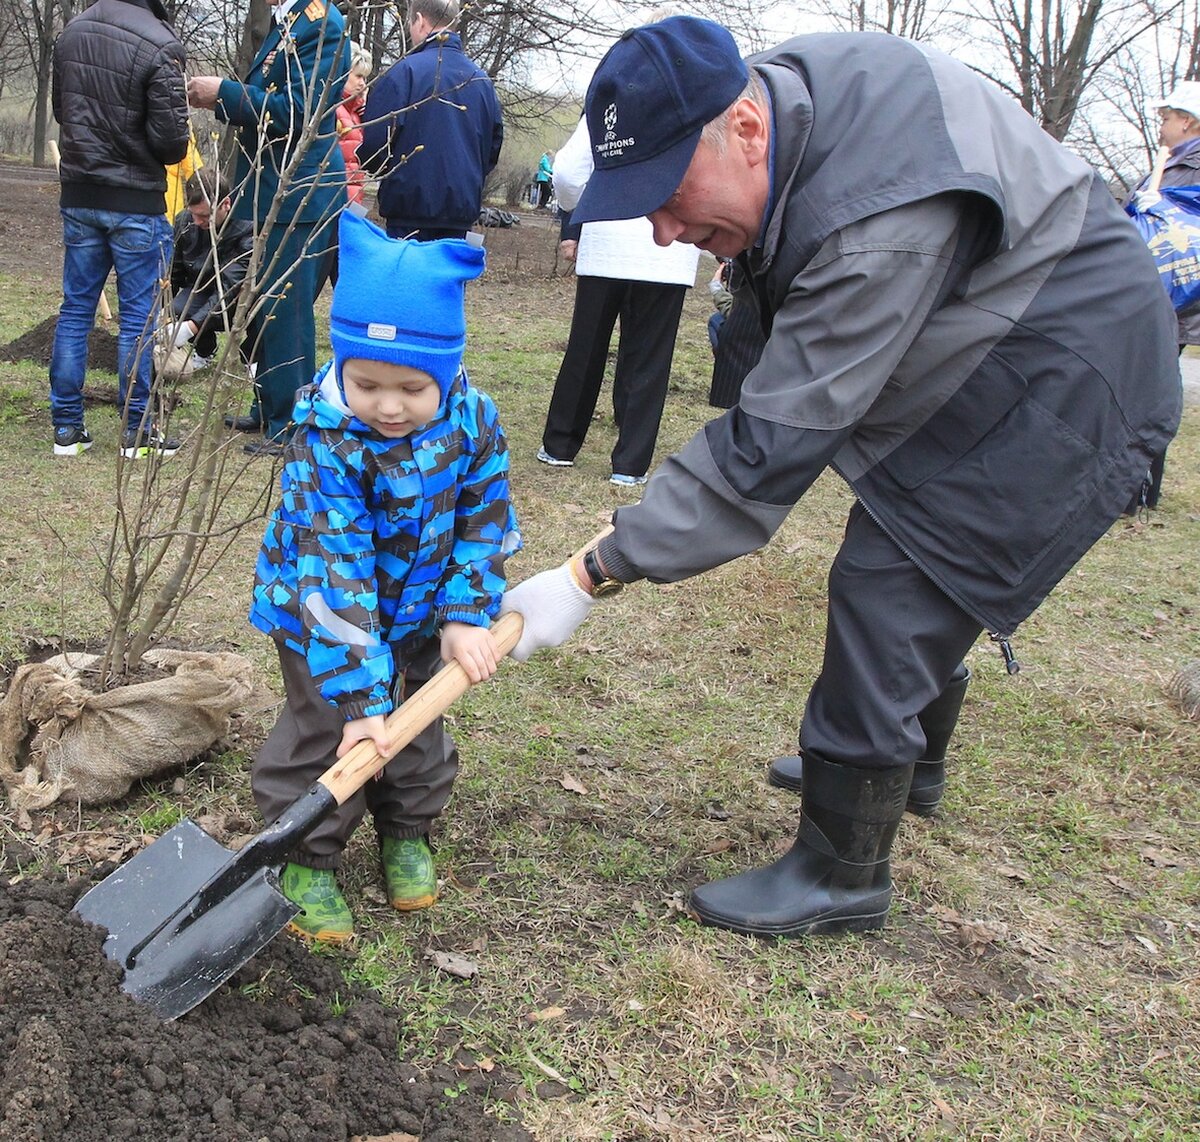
[224,414,263,432]
[690,756,912,937]
[769,754,946,818]
[120,426,180,459]
[53,425,93,456]
[243,439,285,459]
[768,664,971,817]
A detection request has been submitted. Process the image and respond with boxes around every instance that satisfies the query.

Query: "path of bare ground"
[0,164,554,1142]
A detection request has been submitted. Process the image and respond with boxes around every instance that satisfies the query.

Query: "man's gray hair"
[409,0,459,27]
[699,72,766,154]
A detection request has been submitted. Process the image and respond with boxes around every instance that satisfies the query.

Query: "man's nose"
[648,210,683,247]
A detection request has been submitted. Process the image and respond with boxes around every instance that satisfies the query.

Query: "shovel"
[74,610,523,1021]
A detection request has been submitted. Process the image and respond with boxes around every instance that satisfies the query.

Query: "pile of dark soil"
[0,873,530,1142]
[0,315,119,375]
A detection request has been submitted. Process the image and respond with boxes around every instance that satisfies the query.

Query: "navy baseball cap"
[572,16,749,225]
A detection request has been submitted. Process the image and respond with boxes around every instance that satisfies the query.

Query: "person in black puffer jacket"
[49,0,189,459]
[163,168,257,376]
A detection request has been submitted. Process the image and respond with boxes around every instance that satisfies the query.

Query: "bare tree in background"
[799,0,963,41]
[961,0,1181,140]
[1070,0,1198,186]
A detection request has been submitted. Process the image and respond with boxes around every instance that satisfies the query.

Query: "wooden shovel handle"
[317,610,523,805]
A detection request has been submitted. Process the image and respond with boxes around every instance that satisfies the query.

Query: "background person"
[358,0,503,241]
[1123,80,1200,511]
[162,168,257,376]
[187,0,350,458]
[164,124,204,220]
[536,115,700,486]
[49,0,189,459]
[500,17,1181,941]
[533,149,554,208]
[248,212,520,942]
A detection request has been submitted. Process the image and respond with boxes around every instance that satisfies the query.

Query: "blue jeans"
[50,208,173,430]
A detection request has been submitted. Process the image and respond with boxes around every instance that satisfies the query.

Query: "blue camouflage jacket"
[250,362,521,719]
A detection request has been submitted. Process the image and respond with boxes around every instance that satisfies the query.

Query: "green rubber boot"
[280,863,354,944]
[380,836,438,912]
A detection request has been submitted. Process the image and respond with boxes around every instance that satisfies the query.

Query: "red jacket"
[336,96,366,206]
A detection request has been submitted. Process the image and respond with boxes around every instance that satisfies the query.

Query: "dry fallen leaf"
[1140,846,1180,869]
[527,1004,566,1023]
[560,772,588,795]
[996,863,1029,882]
[427,950,479,979]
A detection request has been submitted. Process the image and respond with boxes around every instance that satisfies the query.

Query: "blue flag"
[1126,185,1200,312]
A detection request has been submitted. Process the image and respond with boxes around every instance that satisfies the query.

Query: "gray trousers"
[800,503,982,771]
[252,638,458,869]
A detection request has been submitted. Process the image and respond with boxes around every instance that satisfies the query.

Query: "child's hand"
[338,714,391,759]
[440,621,500,684]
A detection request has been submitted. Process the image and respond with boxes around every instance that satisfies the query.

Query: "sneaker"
[536,447,574,467]
[380,835,438,911]
[610,473,647,486]
[189,352,214,371]
[280,863,354,944]
[120,426,180,459]
[53,426,93,457]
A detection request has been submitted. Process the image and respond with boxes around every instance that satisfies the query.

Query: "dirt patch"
[0,314,120,376]
[0,872,530,1141]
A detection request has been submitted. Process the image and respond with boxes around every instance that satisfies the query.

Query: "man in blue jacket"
[188,0,349,456]
[359,0,503,240]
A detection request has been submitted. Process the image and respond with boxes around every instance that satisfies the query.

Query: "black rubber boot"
[690,756,913,937]
[768,664,971,817]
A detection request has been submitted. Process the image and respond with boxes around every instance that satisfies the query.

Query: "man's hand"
[499,564,596,661]
[559,239,578,264]
[187,76,222,110]
[338,714,391,759]
[440,621,500,683]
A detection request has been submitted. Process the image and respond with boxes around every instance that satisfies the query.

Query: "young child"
[249,211,520,943]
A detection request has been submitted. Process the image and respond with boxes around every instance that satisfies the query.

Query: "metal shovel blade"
[74,818,299,1021]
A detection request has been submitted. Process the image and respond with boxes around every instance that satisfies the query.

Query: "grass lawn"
[1,198,1197,1140]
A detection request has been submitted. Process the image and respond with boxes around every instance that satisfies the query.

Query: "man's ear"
[730,98,769,167]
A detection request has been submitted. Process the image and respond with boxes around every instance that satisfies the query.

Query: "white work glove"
[1133,189,1163,214]
[171,321,195,348]
[500,563,596,661]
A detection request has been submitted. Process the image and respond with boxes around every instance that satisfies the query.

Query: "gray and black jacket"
[52,0,189,216]
[599,32,1181,638]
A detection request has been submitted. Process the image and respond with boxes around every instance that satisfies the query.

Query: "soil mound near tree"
[0,873,529,1142]
[0,315,119,374]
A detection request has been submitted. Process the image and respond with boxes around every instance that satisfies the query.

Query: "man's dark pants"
[800,503,982,772]
[256,219,335,441]
[542,275,687,477]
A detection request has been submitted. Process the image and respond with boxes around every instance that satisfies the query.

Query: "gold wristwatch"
[582,548,624,598]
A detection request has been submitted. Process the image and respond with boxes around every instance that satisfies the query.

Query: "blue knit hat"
[329,211,485,396]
